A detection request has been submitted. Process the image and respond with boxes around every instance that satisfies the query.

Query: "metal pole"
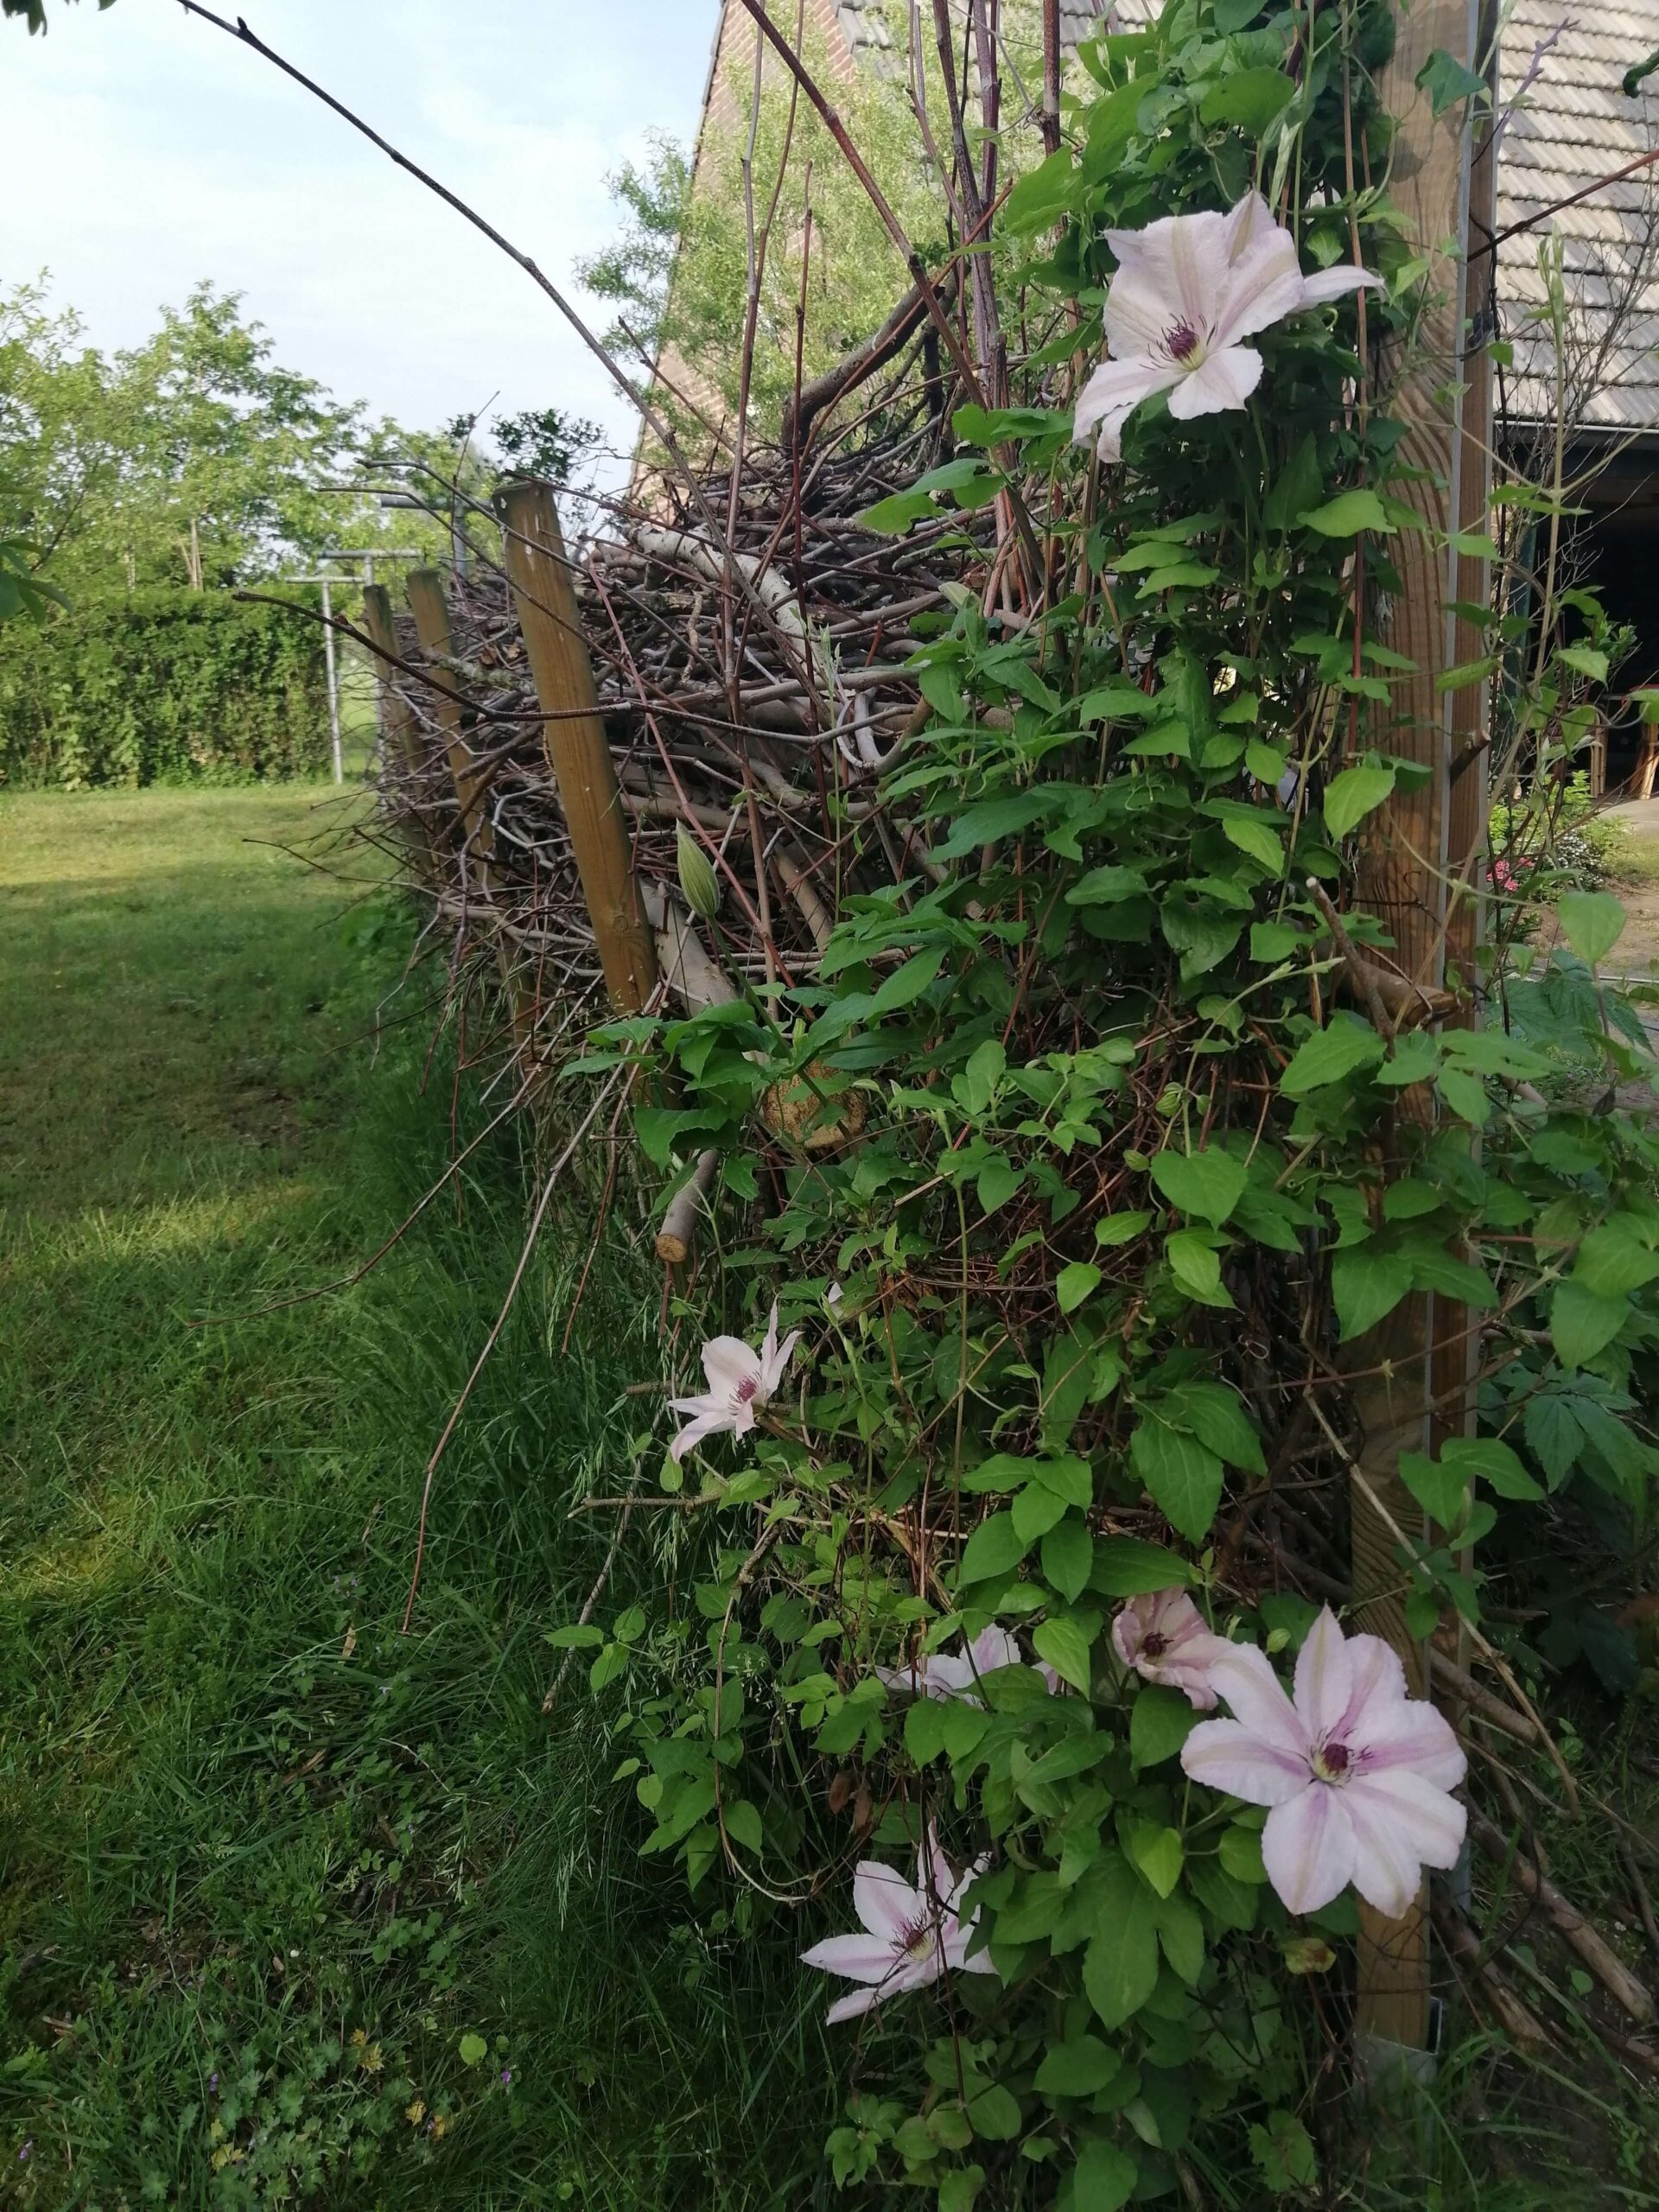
[320,575,343,784]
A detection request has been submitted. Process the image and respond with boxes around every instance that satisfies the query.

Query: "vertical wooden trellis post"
[1349,0,1493,2061]
[405,568,495,873]
[361,582,439,887]
[497,480,658,1015]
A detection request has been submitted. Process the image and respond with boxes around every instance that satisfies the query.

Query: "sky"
[0,0,720,461]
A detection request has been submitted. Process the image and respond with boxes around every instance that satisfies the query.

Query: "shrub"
[0,587,328,787]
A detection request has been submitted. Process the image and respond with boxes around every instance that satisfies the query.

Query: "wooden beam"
[1349,0,1491,2056]
[497,480,658,1014]
[405,567,494,872]
[361,582,438,887]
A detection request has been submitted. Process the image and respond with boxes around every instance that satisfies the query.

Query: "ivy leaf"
[1280,1017,1387,1096]
[1071,2139,1139,2212]
[1150,1146,1249,1226]
[1332,1243,1414,1340]
[1129,1416,1224,1541]
[1033,1612,1096,1694]
[957,1510,1028,1586]
[1322,762,1397,840]
[1550,1280,1628,1369]
[1557,891,1626,967]
[1130,1682,1199,1770]
[1302,488,1396,538]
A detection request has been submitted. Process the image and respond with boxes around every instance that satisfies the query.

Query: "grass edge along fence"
[0,584,330,788]
[341,2,1659,2203]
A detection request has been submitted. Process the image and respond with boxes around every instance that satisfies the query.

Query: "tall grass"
[0,788,839,2208]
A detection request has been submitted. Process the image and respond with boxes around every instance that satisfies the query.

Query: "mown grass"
[0,787,839,2209]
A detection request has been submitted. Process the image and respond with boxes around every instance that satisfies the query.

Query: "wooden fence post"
[405,568,495,874]
[1349,0,1493,2063]
[360,583,416,772]
[497,480,658,1014]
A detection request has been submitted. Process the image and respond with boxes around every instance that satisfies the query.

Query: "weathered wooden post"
[1348,0,1494,2065]
[359,583,416,772]
[405,567,495,873]
[496,480,658,1015]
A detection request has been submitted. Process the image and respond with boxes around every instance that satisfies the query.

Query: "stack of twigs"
[365,341,991,1043]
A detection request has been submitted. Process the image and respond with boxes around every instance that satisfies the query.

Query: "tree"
[3,0,114,29]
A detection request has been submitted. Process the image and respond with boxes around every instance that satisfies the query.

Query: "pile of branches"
[368,323,990,1038]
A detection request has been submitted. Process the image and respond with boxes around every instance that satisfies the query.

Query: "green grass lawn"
[0,786,836,2209]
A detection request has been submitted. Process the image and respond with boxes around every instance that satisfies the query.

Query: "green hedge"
[0,588,330,787]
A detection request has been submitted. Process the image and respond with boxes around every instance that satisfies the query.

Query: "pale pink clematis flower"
[667,1301,801,1462]
[1075,193,1383,460]
[1180,1607,1466,1918]
[802,1824,995,2024]
[1113,1587,1227,1710]
[876,1624,1023,1702]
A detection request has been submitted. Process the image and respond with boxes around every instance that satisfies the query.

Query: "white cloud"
[0,0,716,454]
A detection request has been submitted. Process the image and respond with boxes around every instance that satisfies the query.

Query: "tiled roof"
[1496,0,1659,434]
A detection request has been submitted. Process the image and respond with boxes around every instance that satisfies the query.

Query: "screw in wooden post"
[497,480,658,1014]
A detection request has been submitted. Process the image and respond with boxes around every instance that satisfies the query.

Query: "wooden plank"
[1350,0,1490,2056]
[361,582,438,887]
[405,567,494,873]
[497,480,658,1015]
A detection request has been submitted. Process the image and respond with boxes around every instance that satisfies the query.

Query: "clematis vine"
[1075,192,1382,460]
[876,1624,1023,1702]
[801,1824,994,2024]
[1180,1607,1467,1918]
[667,1301,800,1462]
[1112,1587,1227,1709]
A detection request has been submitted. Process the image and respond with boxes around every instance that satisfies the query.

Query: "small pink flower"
[801,1824,995,2024]
[1112,1588,1226,1709]
[668,1302,801,1462]
[876,1624,1022,1703]
[1180,1607,1466,1917]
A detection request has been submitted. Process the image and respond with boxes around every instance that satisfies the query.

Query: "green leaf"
[1130,1416,1224,1541]
[1095,1209,1154,1247]
[1130,1682,1199,1770]
[1033,1612,1096,1694]
[1332,1243,1414,1341]
[1083,1877,1160,2028]
[905,1697,949,1764]
[1222,810,1287,875]
[1067,862,1149,906]
[933,790,1055,861]
[1058,1261,1103,1314]
[1042,1516,1095,1603]
[1557,644,1609,683]
[1415,46,1486,114]
[1575,1224,1659,1300]
[1175,1381,1267,1473]
[1149,1146,1249,1226]
[724,1798,765,1853]
[1398,1451,1471,1527]
[958,1510,1028,1586]
[1524,1392,1584,1485]
[1302,488,1396,538]
[1090,1536,1195,1596]
[869,945,944,1016]
[1218,1825,1268,1885]
[1199,65,1296,134]
[1033,2035,1121,2097]
[1072,2139,1139,2212]
[458,2032,490,2066]
[1165,1230,1236,1310]
[938,2167,985,2212]
[1280,1017,1387,1096]
[1323,763,1397,840]
[1128,1823,1184,1898]
[978,1155,1025,1214]
[1155,1890,1206,1985]
[1014,1481,1071,1543]
[964,2082,1023,2142]
[1440,1434,1542,1501]
[1557,890,1626,967]
[1550,1281,1628,1369]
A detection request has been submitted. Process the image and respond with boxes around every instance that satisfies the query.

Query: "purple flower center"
[734,1374,760,1405]
[1312,1739,1352,1784]
[899,1910,939,1963]
[1142,1631,1169,1660]
[1164,321,1202,364]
